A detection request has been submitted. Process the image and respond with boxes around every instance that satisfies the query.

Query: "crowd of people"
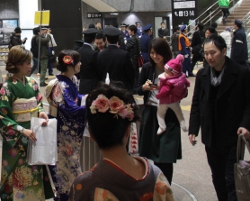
[0,17,250,201]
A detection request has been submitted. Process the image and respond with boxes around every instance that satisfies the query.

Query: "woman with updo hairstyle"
[45,49,86,201]
[0,45,53,200]
[69,82,174,201]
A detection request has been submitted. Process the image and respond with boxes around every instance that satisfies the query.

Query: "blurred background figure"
[47,27,57,76]
[191,23,205,71]
[231,19,249,68]
[135,22,142,38]
[218,0,230,24]
[158,22,168,40]
[220,27,232,57]
[171,26,180,57]
[30,27,40,75]
[96,21,102,31]
[140,24,153,63]
[121,23,130,45]
[8,27,27,49]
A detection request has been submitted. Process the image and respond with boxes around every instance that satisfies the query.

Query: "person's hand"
[237,127,250,139]
[189,134,197,146]
[39,112,49,126]
[142,80,158,91]
[23,129,37,142]
[52,50,55,55]
[184,54,189,58]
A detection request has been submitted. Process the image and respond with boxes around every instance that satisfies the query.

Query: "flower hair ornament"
[90,94,134,121]
[62,55,74,65]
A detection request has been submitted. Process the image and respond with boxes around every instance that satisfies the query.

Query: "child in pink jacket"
[156,54,190,135]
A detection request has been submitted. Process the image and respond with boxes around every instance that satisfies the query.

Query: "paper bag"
[27,117,58,165]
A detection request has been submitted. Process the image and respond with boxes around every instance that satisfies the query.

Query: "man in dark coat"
[78,28,100,94]
[140,24,153,63]
[230,19,249,68]
[191,23,205,70]
[97,26,135,91]
[127,24,141,87]
[189,35,250,201]
[158,22,168,39]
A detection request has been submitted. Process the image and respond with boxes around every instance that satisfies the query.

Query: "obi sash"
[12,97,39,122]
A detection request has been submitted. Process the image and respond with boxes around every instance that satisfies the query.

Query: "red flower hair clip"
[62,55,73,65]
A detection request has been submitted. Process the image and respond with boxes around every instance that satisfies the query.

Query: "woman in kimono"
[69,82,174,201]
[0,45,53,201]
[45,50,86,201]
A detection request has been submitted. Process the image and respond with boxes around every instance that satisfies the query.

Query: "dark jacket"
[136,62,156,104]
[36,34,50,59]
[158,28,168,38]
[78,44,100,94]
[171,32,179,53]
[140,33,152,63]
[9,34,26,47]
[191,30,205,47]
[231,27,248,62]
[31,35,39,58]
[189,57,250,147]
[126,35,141,63]
[97,45,135,91]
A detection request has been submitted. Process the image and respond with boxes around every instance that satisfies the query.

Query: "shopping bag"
[234,134,250,200]
[137,54,144,67]
[128,122,139,155]
[27,117,58,165]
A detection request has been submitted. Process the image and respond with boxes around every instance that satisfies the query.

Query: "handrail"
[186,0,236,37]
[186,1,218,30]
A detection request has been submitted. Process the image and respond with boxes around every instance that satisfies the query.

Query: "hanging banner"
[34,10,50,25]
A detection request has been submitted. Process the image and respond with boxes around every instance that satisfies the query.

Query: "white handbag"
[27,117,58,165]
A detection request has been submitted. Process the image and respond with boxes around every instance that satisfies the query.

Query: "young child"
[156,54,190,135]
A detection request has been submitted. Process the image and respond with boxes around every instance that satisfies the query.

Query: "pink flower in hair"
[109,96,124,114]
[90,94,110,114]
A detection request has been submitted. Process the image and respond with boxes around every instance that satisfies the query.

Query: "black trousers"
[205,145,237,201]
[191,56,202,71]
[221,8,230,19]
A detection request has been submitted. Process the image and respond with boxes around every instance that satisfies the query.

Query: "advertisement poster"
[0,19,18,44]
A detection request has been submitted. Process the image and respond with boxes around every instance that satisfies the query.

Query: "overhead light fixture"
[110,13,119,15]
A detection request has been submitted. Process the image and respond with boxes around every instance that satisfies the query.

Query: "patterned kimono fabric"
[0,76,53,201]
[47,75,86,201]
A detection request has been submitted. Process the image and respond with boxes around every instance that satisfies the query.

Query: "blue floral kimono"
[45,75,86,201]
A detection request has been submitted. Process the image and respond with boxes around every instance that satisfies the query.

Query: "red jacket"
[156,73,190,104]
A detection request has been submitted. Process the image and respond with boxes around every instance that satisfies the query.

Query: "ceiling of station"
[82,0,118,12]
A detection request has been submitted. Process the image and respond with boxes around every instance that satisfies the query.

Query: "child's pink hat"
[164,54,184,75]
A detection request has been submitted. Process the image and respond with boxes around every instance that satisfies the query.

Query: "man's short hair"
[95,32,106,41]
[174,26,180,32]
[197,23,204,31]
[204,34,227,51]
[106,35,119,44]
[161,22,165,25]
[129,25,137,33]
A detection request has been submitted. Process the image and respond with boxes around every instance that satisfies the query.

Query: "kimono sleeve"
[0,84,24,139]
[53,83,85,116]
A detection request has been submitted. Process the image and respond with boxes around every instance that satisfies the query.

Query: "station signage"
[172,0,196,17]
[87,13,102,19]
[171,0,197,31]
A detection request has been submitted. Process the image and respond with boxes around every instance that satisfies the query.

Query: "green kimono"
[0,76,53,201]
